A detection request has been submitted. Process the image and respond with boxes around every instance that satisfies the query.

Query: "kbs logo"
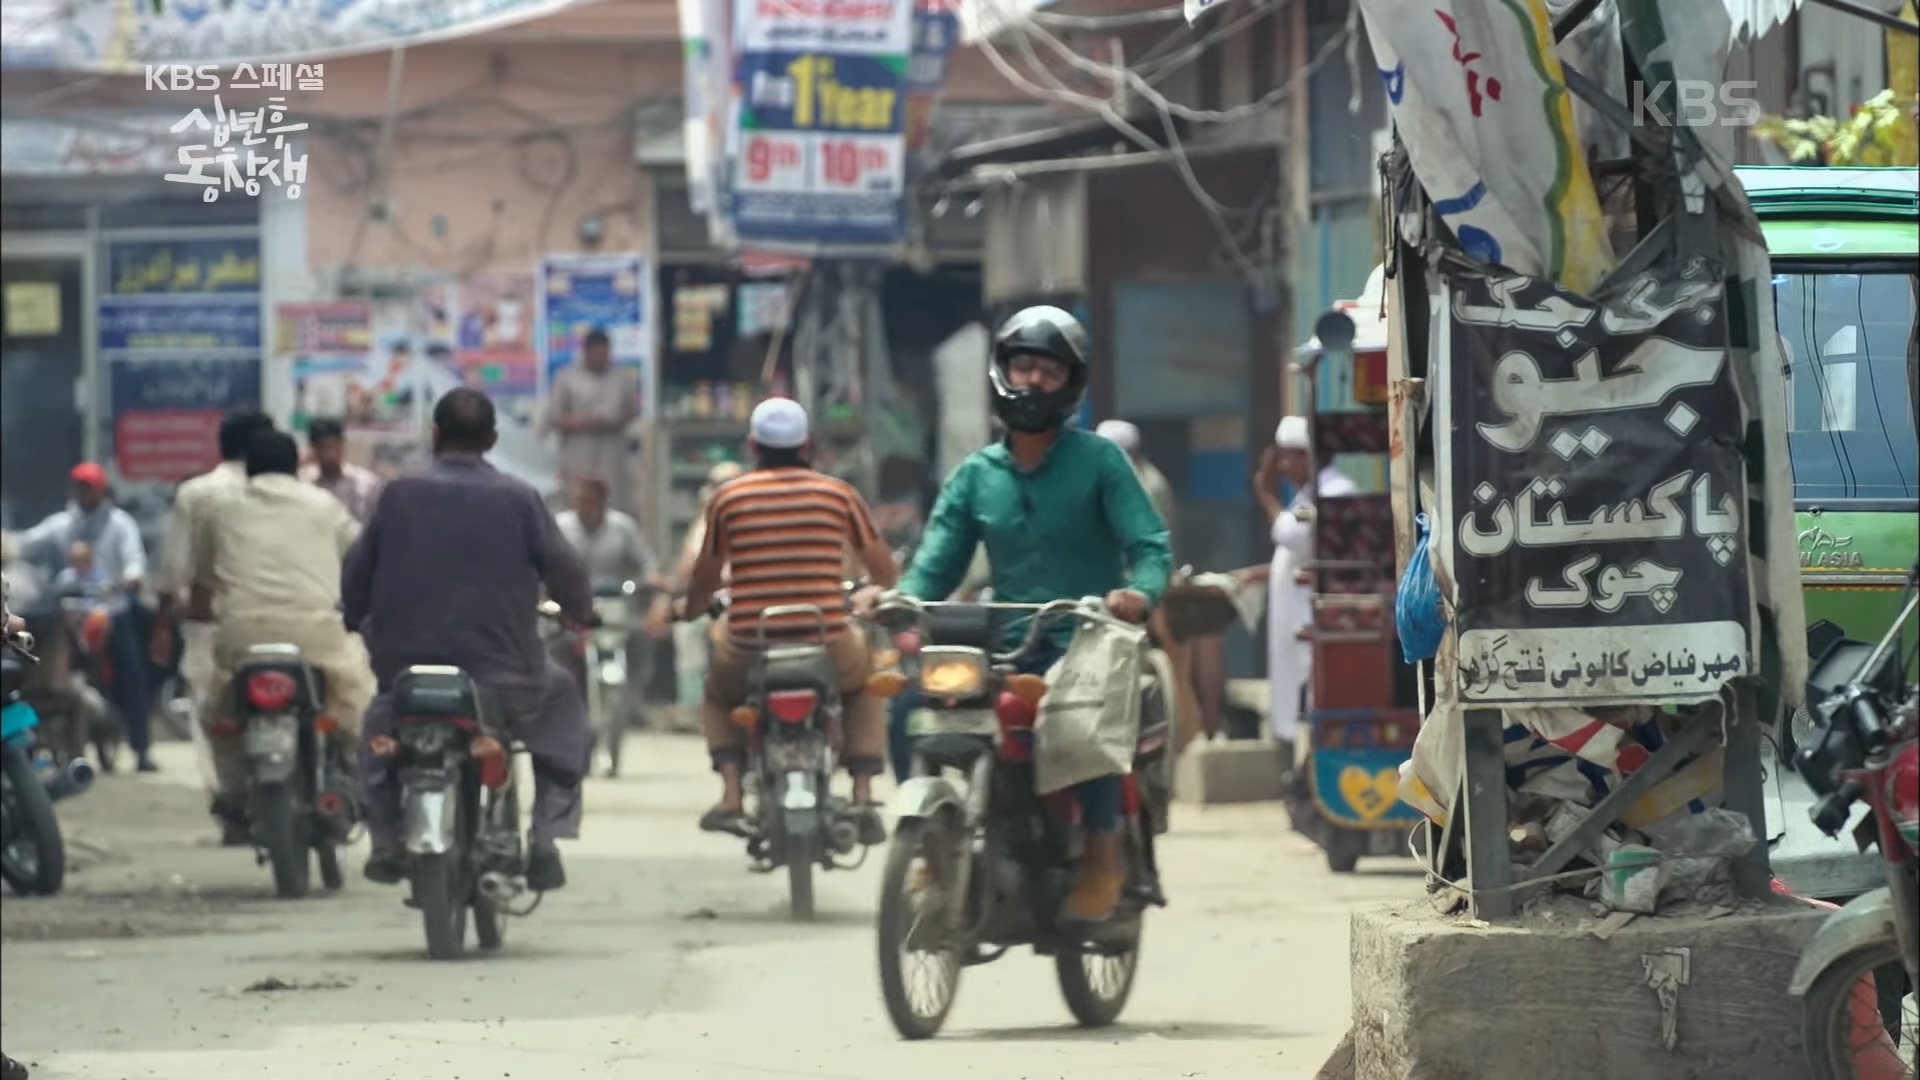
[145,65,222,92]
[1630,80,1762,128]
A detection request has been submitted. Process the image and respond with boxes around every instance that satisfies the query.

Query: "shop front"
[2,147,268,545]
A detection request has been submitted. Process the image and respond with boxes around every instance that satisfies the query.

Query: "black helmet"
[989,306,1090,434]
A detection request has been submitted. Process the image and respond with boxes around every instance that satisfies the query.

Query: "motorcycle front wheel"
[877,817,963,1040]
[0,745,65,896]
[1800,941,1917,1080]
[1056,933,1142,1028]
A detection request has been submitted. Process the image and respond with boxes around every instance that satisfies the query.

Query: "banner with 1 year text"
[730,0,915,251]
[1431,260,1756,709]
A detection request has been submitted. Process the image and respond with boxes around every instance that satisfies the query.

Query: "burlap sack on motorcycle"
[1034,618,1147,795]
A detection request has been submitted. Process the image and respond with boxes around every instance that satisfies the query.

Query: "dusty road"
[2,734,1409,1079]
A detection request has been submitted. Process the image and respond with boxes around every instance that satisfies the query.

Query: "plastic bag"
[1644,806,1757,902]
[1035,616,1147,795]
[1396,513,1447,663]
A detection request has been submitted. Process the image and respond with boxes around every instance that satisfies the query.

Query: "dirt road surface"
[2,734,1409,1079]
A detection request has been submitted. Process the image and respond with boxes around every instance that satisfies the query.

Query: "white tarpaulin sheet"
[21,0,594,71]
[1360,0,1616,295]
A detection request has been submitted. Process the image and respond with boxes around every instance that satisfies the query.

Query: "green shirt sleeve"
[1097,441,1172,605]
[901,459,980,601]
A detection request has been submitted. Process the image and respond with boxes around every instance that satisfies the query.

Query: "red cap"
[69,463,109,489]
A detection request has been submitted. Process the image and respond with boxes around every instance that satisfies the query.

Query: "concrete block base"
[1349,899,1827,1080]
[1174,738,1287,804]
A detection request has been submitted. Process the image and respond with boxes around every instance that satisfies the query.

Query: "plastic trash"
[1395,513,1447,664]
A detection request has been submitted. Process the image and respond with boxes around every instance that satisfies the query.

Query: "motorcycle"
[2,630,95,898]
[222,643,359,898]
[57,596,124,772]
[866,595,1171,1040]
[704,592,882,922]
[584,579,639,778]
[369,654,536,961]
[1788,578,1919,1079]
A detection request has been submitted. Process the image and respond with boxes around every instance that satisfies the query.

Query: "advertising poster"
[539,253,654,419]
[1432,265,1754,708]
[454,272,539,423]
[411,279,557,496]
[905,0,961,163]
[279,301,380,432]
[100,237,262,486]
[109,357,263,483]
[729,0,915,249]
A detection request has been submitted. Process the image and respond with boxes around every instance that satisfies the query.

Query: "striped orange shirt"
[704,467,880,642]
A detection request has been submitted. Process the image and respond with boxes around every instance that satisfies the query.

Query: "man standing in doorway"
[301,417,385,524]
[546,329,640,509]
[1249,415,1355,769]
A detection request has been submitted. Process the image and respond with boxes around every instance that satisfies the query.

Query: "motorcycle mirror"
[1314,310,1357,352]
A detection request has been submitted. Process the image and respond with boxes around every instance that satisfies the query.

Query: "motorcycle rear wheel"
[255,783,311,899]
[877,817,962,1040]
[412,853,469,961]
[0,745,65,897]
[1800,941,1917,1080]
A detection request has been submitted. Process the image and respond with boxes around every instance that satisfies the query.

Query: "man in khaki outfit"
[188,431,376,840]
[154,410,275,802]
[546,329,640,509]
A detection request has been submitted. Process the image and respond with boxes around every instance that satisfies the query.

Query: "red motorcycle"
[1789,580,1918,1080]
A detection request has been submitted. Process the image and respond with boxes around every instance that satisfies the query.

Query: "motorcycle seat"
[759,644,834,693]
[392,665,485,724]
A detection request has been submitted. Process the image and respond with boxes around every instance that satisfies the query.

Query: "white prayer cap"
[1095,419,1140,450]
[749,397,809,449]
[1275,415,1311,451]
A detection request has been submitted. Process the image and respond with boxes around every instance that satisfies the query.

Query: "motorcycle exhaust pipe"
[477,871,523,904]
[828,817,859,855]
[44,757,95,803]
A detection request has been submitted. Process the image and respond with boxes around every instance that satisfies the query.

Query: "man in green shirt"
[869,305,1172,925]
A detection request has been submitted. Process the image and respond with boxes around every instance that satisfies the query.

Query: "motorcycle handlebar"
[868,595,1133,664]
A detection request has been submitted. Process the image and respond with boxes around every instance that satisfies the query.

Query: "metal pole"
[1808,0,1920,33]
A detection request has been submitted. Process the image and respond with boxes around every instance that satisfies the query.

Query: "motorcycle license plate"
[908,708,997,738]
[244,715,298,757]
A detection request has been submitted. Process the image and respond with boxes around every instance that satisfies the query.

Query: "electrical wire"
[972,4,1355,286]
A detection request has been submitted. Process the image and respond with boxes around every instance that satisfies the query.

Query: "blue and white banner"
[31,0,594,72]
[729,0,915,251]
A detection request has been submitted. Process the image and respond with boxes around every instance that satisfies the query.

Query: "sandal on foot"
[699,807,751,837]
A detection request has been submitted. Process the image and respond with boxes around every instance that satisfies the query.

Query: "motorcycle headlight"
[918,647,988,699]
[1790,704,1820,751]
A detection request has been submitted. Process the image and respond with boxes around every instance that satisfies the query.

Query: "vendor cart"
[1285,273,1425,872]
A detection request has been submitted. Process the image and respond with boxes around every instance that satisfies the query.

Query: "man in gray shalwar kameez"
[344,388,596,892]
